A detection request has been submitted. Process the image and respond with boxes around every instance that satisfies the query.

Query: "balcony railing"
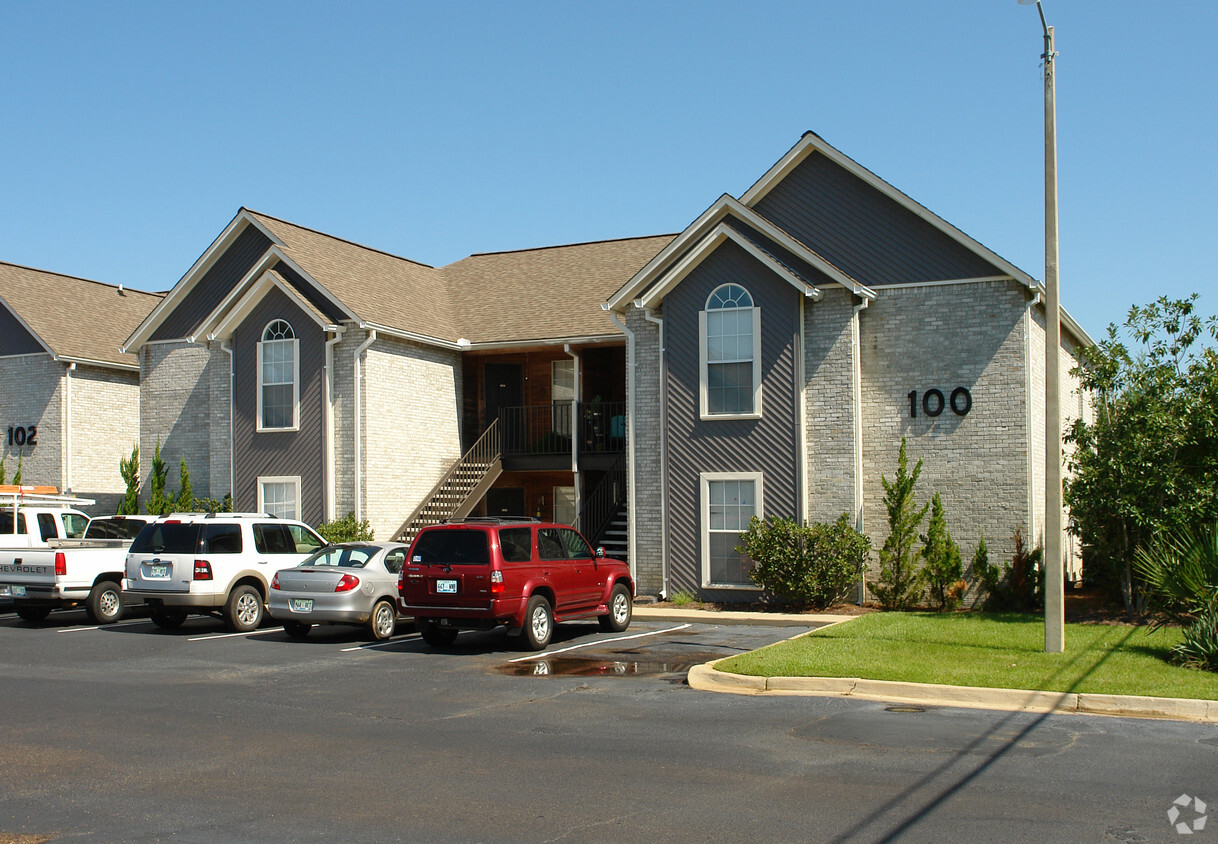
[499,401,625,457]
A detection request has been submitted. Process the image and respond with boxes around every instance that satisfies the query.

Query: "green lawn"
[715,612,1218,700]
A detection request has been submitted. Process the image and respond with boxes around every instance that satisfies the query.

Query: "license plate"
[12,586,26,598]
[292,598,313,613]
[148,564,169,578]
[436,579,458,594]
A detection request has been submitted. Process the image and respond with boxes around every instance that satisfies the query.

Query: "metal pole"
[1042,22,1065,654]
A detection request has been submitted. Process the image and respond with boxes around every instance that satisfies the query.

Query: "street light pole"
[1021,0,1064,653]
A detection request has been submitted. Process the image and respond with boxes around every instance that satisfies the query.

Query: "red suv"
[398,518,633,650]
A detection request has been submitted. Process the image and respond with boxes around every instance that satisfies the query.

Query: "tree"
[870,438,929,610]
[147,440,170,516]
[0,454,6,485]
[12,455,22,486]
[921,492,964,611]
[1065,295,1218,611]
[174,458,194,512]
[118,444,140,515]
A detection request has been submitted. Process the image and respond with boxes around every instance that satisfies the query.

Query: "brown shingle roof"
[0,262,162,368]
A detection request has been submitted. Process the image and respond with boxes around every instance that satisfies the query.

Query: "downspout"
[221,342,234,501]
[564,344,580,520]
[642,305,668,600]
[851,298,868,604]
[353,330,377,523]
[63,362,76,494]
[608,311,638,584]
[324,327,346,523]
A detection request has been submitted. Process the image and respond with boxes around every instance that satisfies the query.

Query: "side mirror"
[596,547,605,558]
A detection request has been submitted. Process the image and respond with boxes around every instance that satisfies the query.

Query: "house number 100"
[907,388,972,418]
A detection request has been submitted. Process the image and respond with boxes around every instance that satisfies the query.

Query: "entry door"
[484,363,524,450]
[485,487,526,519]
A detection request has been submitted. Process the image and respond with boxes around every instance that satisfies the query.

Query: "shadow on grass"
[830,623,1137,843]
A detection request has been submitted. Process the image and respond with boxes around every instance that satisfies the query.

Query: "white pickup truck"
[0,490,153,624]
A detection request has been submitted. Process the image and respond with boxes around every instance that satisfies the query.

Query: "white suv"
[124,513,325,631]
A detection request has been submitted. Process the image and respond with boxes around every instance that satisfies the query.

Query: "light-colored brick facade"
[139,341,222,502]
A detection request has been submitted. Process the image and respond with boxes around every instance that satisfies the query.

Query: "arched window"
[700,284,761,417]
[257,319,298,431]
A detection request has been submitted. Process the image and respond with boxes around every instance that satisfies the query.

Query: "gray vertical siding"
[232,289,325,526]
[152,224,273,341]
[753,151,1001,285]
[662,240,801,600]
[0,305,46,355]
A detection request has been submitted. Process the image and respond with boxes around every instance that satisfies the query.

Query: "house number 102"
[7,425,37,447]
[907,388,972,418]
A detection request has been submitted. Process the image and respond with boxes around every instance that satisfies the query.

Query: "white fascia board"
[55,355,140,372]
[741,134,1037,289]
[122,210,284,354]
[0,293,55,356]
[207,270,333,342]
[637,224,820,309]
[460,334,624,352]
[356,322,466,352]
[1028,283,1096,348]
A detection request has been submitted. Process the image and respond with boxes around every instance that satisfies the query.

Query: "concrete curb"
[688,660,1218,723]
[632,606,851,627]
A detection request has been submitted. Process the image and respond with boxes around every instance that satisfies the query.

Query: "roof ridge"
[243,208,437,270]
[463,232,678,259]
[0,260,162,298]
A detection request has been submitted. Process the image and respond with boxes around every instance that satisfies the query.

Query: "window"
[258,476,300,520]
[257,319,299,431]
[201,524,243,554]
[37,513,58,542]
[552,359,574,436]
[553,486,576,525]
[700,472,763,588]
[498,527,533,563]
[61,513,89,538]
[699,284,762,418]
[254,524,295,554]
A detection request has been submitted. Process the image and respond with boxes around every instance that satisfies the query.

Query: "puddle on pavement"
[497,657,699,678]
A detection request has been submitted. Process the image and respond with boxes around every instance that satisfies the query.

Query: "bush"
[870,439,928,610]
[318,512,375,543]
[1134,521,1218,670]
[922,492,964,611]
[193,494,233,514]
[977,528,1043,612]
[118,444,139,515]
[739,513,870,610]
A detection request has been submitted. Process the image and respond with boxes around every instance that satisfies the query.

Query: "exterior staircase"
[390,421,502,545]
[577,453,628,562]
[596,505,629,561]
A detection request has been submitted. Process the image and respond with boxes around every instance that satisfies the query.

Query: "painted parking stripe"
[340,633,421,652]
[187,628,284,642]
[58,619,153,633]
[506,623,692,664]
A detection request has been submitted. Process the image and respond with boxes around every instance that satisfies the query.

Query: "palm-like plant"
[1134,522,1218,669]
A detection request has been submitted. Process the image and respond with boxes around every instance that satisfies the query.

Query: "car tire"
[224,584,263,633]
[15,604,51,624]
[419,620,458,647]
[150,607,188,629]
[598,583,632,633]
[367,599,396,641]
[283,621,312,638]
[85,580,123,625]
[521,595,553,650]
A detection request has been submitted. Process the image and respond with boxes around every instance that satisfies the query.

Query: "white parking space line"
[58,620,152,633]
[507,623,692,664]
[187,628,285,642]
[340,634,420,652]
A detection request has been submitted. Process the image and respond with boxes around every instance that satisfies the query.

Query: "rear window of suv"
[131,523,203,554]
[412,529,490,565]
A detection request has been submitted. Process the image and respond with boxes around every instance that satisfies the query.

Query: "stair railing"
[576,451,627,547]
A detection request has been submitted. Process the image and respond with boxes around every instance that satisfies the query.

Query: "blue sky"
[1,1,1214,336]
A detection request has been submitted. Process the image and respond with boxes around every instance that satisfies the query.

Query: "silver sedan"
[268,542,408,641]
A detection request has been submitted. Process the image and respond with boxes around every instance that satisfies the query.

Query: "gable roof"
[0,261,162,370]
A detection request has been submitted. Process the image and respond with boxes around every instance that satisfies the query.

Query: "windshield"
[411,529,490,566]
[301,546,376,569]
[130,523,202,555]
[86,518,148,540]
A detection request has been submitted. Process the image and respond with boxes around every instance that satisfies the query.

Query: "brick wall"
[0,354,64,492]
[626,307,664,596]
[139,341,219,501]
[65,363,140,513]
[804,287,859,524]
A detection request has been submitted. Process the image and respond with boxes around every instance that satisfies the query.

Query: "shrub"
[1134,521,1218,670]
[669,590,698,607]
[870,438,928,610]
[193,494,233,514]
[318,512,374,543]
[740,513,870,610]
[977,528,1043,612]
[118,444,139,515]
[922,492,964,611]
[173,458,194,512]
[146,440,169,516]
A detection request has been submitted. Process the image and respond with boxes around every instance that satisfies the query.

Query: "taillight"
[55,552,67,577]
[193,560,213,581]
[335,574,359,593]
[271,573,281,590]
[490,569,504,595]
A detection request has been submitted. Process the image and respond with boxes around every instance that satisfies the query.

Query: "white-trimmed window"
[553,485,577,525]
[699,284,761,419]
[700,472,763,589]
[552,359,575,435]
[257,319,299,431]
[258,476,301,520]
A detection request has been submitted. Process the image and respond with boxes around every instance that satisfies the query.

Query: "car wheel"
[150,607,188,629]
[419,620,458,647]
[283,621,312,638]
[521,594,553,650]
[598,583,632,632]
[15,604,51,623]
[224,584,263,633]
[85,580,124,625]
[367,599,396,641]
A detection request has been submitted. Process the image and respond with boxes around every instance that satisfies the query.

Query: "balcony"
[498,401,625,469]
